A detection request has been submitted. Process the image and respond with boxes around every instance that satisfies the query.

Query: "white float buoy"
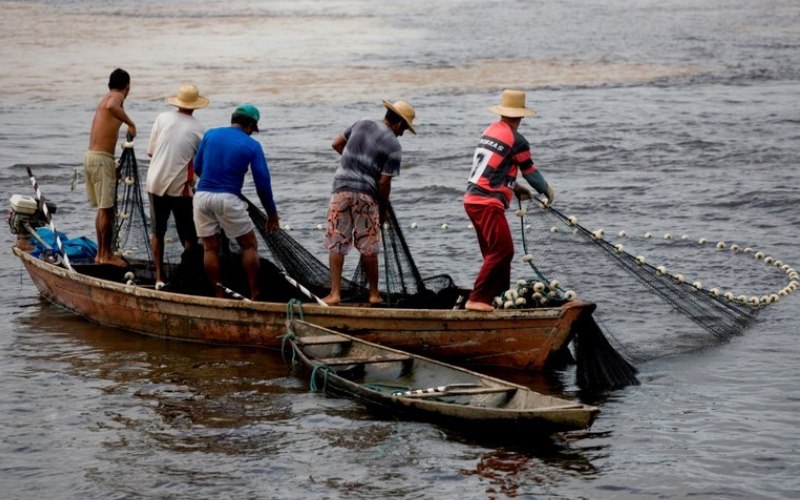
[618,230,626,238]
[664,233,672,240]
[550,226,558,233]
[533,282,545,293]
[675,274,685,284]
[743,247,753,254]
[698,238,707,245]
[124,271,135,280]
[692,281,703,291]
[754,252,765,260]
[548,279,559,291]
[564,290,577,300]
[716,242,726,250]
[441,223,449,230]
[724,292,734,301]
[656,265,667,276]
[515,297,526,306]
[635,255,646,265]
[614,243,624,253]
[522,254,534,262]
[681,234,689,241]
[644,232,652,239]
[709,288,720,297]
[567,216,577,226]
[730,244,739,252]
[503,300,514,309]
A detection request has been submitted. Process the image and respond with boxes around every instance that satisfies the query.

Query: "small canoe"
[286,319,599,432]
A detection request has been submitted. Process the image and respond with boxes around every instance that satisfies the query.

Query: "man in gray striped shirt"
[323,100,417,306]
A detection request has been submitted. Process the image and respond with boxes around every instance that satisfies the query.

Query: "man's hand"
[126,124,137,139]
[266,213,280,233]
[543,185,556,207]
[513,184,533,201]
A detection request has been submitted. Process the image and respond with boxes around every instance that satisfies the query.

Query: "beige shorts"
[193,191,254,239]
[84,151,117,209]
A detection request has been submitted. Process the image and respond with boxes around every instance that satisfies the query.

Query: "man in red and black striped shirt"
[464,90,556,312]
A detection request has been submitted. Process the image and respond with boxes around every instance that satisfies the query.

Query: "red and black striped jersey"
[464,121,538,208]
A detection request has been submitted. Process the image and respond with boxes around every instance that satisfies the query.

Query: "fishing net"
[517,197,797,363]
[112,141,152,264]
[247,199,465,308]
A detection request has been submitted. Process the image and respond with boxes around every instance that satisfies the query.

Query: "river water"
[1,0,799,498]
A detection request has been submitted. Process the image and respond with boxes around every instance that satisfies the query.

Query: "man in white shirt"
[146,83,208,288]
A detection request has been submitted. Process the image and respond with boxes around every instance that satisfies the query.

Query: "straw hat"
[488,90,536,118]
[165,84,209,110]
[383,100,417,134]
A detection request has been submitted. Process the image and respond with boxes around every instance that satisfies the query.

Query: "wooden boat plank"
[294,334,350,346]
[317,353,413,366]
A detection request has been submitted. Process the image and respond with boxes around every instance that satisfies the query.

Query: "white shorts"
[193,191,254,239]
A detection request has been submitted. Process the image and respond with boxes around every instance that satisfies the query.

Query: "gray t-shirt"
[331,119,401,198]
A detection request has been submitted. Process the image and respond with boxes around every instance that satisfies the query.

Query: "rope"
[309,364,332,392]
[517,198,550,283]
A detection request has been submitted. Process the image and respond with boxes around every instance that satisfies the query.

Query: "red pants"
[464,202,514,305]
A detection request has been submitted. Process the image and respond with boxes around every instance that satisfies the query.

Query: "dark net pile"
[517,199,783,363]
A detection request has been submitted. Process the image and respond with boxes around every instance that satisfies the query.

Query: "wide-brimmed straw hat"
[383,100,417,134]
[165,84,209,110]
[488,89,536,118]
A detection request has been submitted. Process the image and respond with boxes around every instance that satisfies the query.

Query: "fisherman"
[145,83,208,289]
[84,68,137,267]
[322,99,417,306]
[464,89,556,312]
[192,104,280,300]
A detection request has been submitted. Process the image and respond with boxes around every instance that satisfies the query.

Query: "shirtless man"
[85,68,137,266]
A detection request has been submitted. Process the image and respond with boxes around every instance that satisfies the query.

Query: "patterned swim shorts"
[324,191,380,256]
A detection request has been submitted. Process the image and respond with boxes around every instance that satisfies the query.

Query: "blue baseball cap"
[233,104,260,132]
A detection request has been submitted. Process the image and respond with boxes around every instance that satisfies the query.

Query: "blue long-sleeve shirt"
[194,126,277,215]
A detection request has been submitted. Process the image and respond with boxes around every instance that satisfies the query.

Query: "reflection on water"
[3,300,600,497]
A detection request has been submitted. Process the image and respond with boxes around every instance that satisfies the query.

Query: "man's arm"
[105,94,137,137]
[378,174,392,224]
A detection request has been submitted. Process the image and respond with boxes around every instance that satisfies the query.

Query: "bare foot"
[465,300,494,312]
[322,294,340,306]
[97,255,128,267]
[368,295,384,306]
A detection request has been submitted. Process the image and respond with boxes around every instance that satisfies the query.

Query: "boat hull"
[14,246,592,370]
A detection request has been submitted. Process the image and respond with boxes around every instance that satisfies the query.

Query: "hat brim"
[165,95,209,110]
[383,100,416,134]
[488,105,536,118]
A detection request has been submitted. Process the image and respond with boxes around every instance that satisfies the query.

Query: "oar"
[280,272,329,307]
[25,167,73,271]
[216,282,251,302]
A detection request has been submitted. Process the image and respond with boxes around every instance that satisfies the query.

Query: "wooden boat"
[287,319,599,432]
[12,244,594,370]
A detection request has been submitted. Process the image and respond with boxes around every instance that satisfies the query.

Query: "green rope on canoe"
[286,298,304,321]
[309,364,333,392]
[280,298,304,365]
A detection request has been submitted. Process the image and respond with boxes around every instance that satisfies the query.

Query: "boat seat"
[317,353,413,366]
[295,335,351,346]
[399,386,517,398]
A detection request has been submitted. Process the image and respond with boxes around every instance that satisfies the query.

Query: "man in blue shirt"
[193,104,279,299]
